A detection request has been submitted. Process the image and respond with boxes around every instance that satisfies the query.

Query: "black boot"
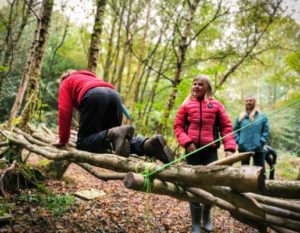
[107,125,134,157]
[269,167,275,180]
[202,204,213,232]
[143,135,174,163]
[190,203,202,233]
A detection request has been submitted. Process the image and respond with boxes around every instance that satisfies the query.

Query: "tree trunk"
[129,0,151,113]
[0,0,33,95]
[110,2,125,84]
[103,15,117,81]
[20,0,54,128]
[87,0,107,73]
[8,0,53,129]
[143,41,170,125]
[158,0,200,133]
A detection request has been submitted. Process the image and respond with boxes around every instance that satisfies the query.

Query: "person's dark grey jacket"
[234,111,270,152]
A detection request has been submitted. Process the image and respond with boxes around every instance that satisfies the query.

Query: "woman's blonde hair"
[57,69,77,83]
[185,75,213,102]
[239,95,260,122]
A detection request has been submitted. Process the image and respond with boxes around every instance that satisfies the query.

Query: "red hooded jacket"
[174,97,236,152]
[58,70,115,144]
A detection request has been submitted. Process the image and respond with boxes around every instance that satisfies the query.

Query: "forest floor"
[0,156,275,233]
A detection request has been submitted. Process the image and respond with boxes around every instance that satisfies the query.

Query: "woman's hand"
[186,143,197,152]
[225,151,233,157]
[51,141,66,148]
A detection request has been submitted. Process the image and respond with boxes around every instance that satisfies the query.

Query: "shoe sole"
[115,125,134,157]
[156,135,175,163]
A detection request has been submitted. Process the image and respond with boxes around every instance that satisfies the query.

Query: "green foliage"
[0,66,9,72]
[0,202,14,216]
[3,147,21,163]
[18,164,48,194]
[275,152,299,179]
[18,192,76,216]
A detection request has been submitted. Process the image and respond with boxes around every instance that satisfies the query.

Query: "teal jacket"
[234,111,270,152]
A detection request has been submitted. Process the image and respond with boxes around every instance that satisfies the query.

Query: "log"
[188,187,300,232]
[202,186,265,218]
[270,225,299,233]
[77,163,126,181]
[3,126,300,231]
[2,130,265,193]
[264,180,300,199]
[247,193,300,213]
[208,152,254,166]
[260,203,300,221]
[123,172,200,203]
[124,173,300,232]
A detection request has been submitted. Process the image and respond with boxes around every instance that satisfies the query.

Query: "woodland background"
[0,0,299,155]
[0,0,300,232]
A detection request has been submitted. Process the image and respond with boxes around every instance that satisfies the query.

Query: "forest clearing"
[0,0,300,232]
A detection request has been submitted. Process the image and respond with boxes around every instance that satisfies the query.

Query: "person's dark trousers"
[241,151,266,178]
[186,146,218,166]
[76,87,123,153]
[265,153,276,180]
[76,87,147,155]
[187,146,218,232]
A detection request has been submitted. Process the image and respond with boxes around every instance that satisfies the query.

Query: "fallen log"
[264,180,300,199]
[77,163,126,181]
[247,193,300,213]
[123,173,300,232]
[202,186,265,218]
[208,152,254,166]
[1,130,265,193]
[260,203,300,221]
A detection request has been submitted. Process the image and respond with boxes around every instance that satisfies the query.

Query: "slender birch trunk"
[87,0,107,73]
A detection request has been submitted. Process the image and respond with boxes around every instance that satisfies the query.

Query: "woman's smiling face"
[192,79,206,99]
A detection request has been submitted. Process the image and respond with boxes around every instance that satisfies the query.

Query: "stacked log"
[1,126,300,232]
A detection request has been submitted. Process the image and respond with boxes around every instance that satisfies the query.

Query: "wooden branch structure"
[0,126,300,232]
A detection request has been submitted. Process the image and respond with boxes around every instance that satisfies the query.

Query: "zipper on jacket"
[198,100,202,147]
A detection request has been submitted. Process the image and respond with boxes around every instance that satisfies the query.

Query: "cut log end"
[123,172,135,189]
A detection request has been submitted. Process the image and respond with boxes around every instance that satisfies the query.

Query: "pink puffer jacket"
[174,97,236,152]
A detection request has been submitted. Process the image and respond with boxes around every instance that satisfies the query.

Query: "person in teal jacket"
[234,95,270,175]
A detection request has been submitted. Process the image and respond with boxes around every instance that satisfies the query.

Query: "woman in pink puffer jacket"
[173,75,236,233]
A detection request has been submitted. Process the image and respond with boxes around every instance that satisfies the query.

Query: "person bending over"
[52,70,174,164]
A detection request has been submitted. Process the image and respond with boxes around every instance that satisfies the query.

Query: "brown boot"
[107,125,134,157]
[143,135,174,163]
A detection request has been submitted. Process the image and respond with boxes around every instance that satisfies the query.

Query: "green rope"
[143,98,300,178]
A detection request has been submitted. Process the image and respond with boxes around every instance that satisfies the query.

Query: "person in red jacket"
[174,75,236,233]
[52,70,174,164]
